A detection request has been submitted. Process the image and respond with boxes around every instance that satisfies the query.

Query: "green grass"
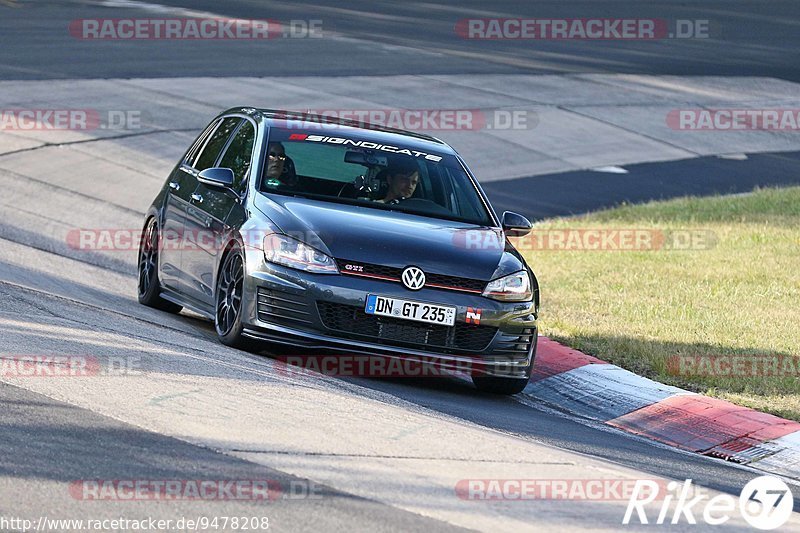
[517,186,800,420]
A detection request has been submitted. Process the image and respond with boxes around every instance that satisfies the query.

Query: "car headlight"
[263,234,338,274]
[482,270,532,302]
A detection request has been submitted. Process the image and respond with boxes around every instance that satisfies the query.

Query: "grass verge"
[516,186,800,420]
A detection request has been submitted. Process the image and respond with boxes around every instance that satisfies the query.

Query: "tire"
[137,217,183,314]
[214,242,255,350]
[472,335,537,395]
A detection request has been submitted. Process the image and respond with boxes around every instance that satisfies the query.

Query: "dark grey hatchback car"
[138,108,539,394]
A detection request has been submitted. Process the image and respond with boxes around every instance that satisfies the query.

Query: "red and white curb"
[526,337,800,480]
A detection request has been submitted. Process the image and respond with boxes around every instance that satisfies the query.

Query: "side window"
[184,119,221,167]
[218,121,256,191]
[446,167,484,220]
[194,117,241,171]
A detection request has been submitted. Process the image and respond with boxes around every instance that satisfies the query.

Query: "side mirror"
[197,167,235,188]
[502,211,532,237]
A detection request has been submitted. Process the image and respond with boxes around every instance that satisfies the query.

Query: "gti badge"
[401,266,425,290]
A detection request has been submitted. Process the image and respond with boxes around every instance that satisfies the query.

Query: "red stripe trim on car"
[340,271,484,294]
[426,283,483,294]
[339,271,400,283]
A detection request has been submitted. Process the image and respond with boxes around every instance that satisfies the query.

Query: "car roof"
[220,107,458,156]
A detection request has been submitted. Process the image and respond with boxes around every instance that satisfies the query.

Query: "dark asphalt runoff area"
[483,150,800,220]
[2,0,800,80]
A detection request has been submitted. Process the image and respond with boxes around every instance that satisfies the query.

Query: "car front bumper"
[241,252,538,379]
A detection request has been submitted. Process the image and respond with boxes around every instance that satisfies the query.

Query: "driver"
[264,142,298,188]
[379,158,419,203]
[267,143,286,185]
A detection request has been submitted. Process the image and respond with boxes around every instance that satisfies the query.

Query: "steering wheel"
[339,175,377,198]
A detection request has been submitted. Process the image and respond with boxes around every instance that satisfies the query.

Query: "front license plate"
[365,295,456,326]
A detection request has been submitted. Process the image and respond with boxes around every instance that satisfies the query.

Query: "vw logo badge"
[401,266,426,290]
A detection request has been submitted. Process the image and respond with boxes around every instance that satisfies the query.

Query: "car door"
[180,116,245,307]
[159,118,220,291]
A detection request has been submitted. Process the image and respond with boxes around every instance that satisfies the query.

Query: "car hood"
[253,194,523,281]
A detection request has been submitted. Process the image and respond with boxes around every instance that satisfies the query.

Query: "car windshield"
[259,128,494,226]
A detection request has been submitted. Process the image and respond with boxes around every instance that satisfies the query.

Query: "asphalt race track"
[3,0,800,80]
[1,1,800,531]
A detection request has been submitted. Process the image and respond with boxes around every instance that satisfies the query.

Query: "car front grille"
[256,287,313,328]
[335,259,486,294]
[316,301,497,353]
